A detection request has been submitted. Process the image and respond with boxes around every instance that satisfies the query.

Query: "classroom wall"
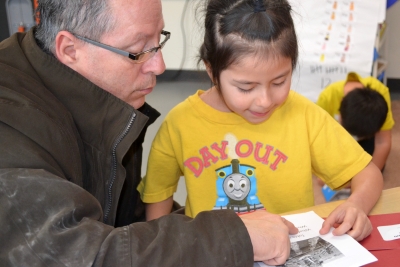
[161,0,203,71]
[161,0,400,79]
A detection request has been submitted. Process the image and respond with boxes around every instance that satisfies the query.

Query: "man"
[0,0,297,266]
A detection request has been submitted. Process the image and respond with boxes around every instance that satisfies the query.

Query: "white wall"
[161,0,204,71]
[162,0,400,79]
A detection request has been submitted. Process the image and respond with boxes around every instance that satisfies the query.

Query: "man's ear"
[55,31,80,66]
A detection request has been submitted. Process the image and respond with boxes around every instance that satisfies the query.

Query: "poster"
[288,0,382,102]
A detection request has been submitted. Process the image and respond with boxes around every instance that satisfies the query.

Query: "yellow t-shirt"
[138,90,371,217]
[316,72,394,131]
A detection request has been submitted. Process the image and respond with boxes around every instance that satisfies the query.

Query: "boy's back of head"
[339,87,388,139]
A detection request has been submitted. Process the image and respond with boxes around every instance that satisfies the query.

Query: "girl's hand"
[319,202,372,241]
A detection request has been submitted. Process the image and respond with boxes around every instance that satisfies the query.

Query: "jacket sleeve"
[0,168,254,267]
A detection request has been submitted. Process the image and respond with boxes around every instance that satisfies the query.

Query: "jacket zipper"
[103,112,136,223]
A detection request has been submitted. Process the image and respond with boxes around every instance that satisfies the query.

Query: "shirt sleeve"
[138,119,182,203]
[316,82,343,118]
[309,104,372,189]
[316,89,331,113]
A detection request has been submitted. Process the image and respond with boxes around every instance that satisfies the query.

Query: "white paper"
[377,224,400,241]
[254,211,377,267]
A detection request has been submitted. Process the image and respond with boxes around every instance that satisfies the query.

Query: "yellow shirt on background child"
[317,72,394,131]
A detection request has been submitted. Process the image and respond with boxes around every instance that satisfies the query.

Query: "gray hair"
[35,0,117,54]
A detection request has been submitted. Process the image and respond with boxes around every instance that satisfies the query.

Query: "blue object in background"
[377,71,385,82]
[387,0,398,9]
[322,184,337,202]
[373,47,379,62]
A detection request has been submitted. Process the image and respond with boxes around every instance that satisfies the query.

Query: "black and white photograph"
[277,237,344,267]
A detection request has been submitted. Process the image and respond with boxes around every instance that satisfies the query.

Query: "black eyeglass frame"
[73,30,170,63]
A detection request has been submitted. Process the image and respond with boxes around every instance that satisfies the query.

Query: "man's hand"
[240,210,298,265]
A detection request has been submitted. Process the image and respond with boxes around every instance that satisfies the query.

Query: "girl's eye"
[238,87,252,94]
[273,80,286,86]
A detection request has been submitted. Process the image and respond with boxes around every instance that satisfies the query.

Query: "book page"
[254,211,377,267]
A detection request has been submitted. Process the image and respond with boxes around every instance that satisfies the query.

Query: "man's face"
[75,0,166,109]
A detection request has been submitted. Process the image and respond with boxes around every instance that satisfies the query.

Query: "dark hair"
[198,0,298,90]
[340,88,388,138]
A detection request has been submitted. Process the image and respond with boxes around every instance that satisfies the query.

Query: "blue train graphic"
[213,159,264,213]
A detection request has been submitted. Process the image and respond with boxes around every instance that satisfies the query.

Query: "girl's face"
[218,55,293,124]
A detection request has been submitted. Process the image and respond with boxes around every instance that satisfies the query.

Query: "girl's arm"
[146,196,174,221]
[319,161,383,241]
[372,130,392,171]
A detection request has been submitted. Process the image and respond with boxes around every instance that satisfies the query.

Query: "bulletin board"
[289,0,386,102]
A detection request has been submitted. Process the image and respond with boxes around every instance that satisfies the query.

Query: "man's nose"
[142,50,166,75]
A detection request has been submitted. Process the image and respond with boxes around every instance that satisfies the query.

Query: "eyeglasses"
[73,30,170,64]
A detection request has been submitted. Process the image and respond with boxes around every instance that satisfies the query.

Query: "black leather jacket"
[0,29,253,266]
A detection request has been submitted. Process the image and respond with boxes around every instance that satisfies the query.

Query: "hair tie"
[254,0,266,13]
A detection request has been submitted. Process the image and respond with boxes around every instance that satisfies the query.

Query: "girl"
[138,0,383,241]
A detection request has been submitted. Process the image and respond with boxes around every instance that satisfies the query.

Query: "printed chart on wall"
[289,0,386,102]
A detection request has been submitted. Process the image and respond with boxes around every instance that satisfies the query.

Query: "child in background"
[317,72,394,172]
[138,0,383,241]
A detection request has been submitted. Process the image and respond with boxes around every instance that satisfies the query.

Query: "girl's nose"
[255,91,272,109]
